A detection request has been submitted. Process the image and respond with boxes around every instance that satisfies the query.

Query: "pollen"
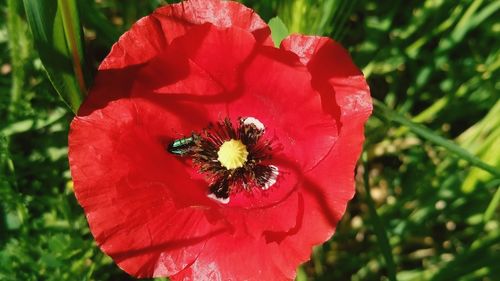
[217,139,249,170]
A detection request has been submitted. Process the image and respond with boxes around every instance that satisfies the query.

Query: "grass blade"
[430,230,500,281]
[6,0,30,119]
[484,187,500,223]
[373,99,500,178]
[362,152,398,281]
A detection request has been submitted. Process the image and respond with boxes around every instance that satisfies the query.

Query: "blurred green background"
[0,0,499,280]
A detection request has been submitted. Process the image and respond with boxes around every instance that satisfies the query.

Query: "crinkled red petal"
[134,23,257,96]
[100,0,271,70]
[225,44,340,208]
[70,98,229,277]
[82,0,271,116]
[171,192,304,281]
[273,34,372,268]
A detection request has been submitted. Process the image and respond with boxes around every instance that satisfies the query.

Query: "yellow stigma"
[217,139,248,170]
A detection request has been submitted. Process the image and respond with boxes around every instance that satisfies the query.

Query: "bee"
[167,135,195,156]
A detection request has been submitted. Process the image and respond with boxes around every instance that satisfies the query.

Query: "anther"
[243,117,265,131]
[263,165,279,190]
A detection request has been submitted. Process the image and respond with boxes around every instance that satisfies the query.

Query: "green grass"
[1,0,499,280]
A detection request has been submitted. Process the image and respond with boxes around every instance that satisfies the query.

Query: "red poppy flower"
[68,0,372,280]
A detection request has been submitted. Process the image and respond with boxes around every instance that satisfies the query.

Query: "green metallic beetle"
[167,135,195,156]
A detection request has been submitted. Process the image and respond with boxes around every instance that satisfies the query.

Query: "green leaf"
[268,16,289,47]
[23,0,90,114]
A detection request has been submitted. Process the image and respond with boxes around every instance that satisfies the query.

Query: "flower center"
[217,139,248,170]
[167,117,279,204]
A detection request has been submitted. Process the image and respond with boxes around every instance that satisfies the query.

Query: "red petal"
[84,0,268,114]
[222,45,339,209]
[77,65,141,116]
[271,35,372,266]
[69,98,230,277]
[171,225,298,281]
[135,23,257,96]
[155,0,272,45]
[175,193,305,280]
[101,0,271,70]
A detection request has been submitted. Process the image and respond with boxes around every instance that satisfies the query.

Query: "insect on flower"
[167,135,196,156]
[68,0,372,280]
